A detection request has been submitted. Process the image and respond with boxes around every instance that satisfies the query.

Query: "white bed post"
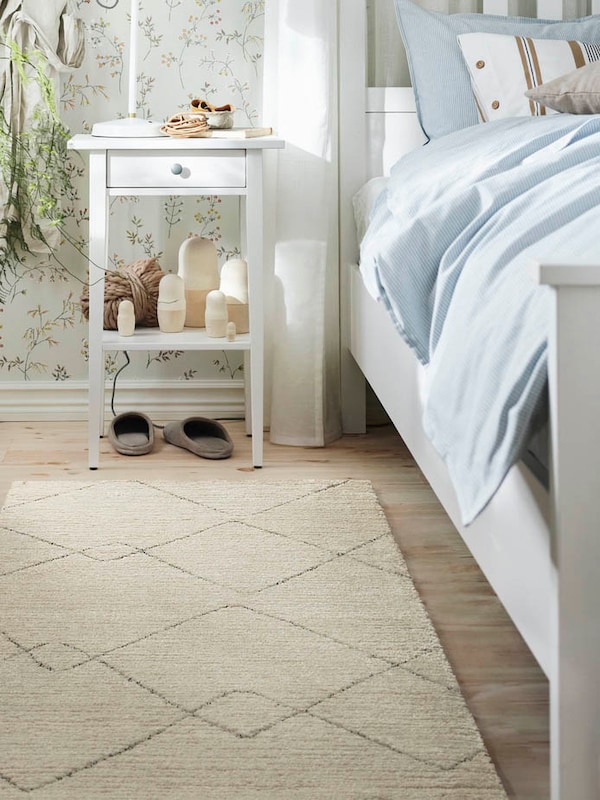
[536,261,600,800]
[339,0,368,433]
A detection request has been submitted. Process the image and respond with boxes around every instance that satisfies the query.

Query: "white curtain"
[262,0,341,446]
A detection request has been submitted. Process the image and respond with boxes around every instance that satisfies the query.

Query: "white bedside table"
[67,134,284,469]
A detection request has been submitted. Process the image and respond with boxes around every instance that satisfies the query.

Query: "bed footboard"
[536,261,600,800]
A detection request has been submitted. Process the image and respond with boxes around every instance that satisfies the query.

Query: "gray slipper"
[108,412,154,456]
[163,417,233,459]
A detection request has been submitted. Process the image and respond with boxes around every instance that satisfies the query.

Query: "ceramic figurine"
[226,321,237,342]
[117,299,135,336]
[178,237,219,327]
[219,257,249,334]
[205,290,228,338]
[157,274,186,333]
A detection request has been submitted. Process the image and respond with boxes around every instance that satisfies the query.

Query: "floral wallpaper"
[0,0,264,394]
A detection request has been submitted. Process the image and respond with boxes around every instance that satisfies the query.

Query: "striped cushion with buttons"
[457,32,600,122]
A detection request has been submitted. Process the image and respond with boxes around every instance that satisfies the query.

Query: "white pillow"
[457,32,600,121]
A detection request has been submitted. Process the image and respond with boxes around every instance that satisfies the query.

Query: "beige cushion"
[457,32,600,122]
[525,60,600,114]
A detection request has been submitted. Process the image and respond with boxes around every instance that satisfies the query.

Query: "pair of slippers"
[108,412,233,460]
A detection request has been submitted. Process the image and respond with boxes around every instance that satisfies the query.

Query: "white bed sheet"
[352,176,388,245]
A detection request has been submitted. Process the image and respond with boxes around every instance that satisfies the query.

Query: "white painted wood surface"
[86,151,108,469]
[338,1,600,797]
[537,263,600,800]
[68,136,283,469]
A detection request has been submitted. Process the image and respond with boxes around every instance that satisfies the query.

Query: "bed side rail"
[535,260,600,800]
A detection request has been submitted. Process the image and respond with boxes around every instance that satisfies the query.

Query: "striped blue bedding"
[359,114,600,524]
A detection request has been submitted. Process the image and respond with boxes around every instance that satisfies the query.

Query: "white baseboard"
[0,380,246,422]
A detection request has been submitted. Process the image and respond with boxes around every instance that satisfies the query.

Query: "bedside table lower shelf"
[102,328,251,351]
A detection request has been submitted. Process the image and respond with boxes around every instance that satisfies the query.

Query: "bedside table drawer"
[107,150,246,189]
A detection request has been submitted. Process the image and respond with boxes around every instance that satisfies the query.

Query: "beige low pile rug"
[0,479,507,799]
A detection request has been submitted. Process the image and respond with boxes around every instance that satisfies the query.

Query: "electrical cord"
[110,350,130,418]
[109,350,165,429]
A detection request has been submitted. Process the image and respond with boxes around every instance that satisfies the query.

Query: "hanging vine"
[0,40,74,303]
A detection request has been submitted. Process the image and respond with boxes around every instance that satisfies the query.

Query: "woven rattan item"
[80,257,166,330]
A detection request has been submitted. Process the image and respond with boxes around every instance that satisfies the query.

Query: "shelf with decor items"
[67,134,285,470]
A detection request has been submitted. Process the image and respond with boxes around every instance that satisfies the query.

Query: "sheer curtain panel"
[262,0,341,446]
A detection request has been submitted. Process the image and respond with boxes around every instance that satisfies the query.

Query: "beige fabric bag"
[0,0,85,254]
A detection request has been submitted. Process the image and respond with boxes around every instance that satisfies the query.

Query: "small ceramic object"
[205,110,234,129]
[117,299,135,336]
[190,99,235,129]
[205,290,228,338]
[226,321,237,342]
[219,257,249,334]
[157,274,186,333]
[178,237,219,327]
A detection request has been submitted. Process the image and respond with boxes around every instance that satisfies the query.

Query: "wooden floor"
[0,419,549,799]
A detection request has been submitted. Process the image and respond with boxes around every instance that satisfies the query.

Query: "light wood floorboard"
[0,419,549,799]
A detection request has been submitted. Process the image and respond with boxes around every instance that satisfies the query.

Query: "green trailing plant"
[0,39,73,303]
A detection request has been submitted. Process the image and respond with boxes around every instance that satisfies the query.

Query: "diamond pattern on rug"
[0,480,508,798]
[196,691,295,738]
[0,655,182,792]
[0,481,95,509]
[403,646,462,692]
[248,481,391,554]
[144,479,332,518]
[150,522,331,592]
[0,552,233,654]
[0,482,231,550]
[0,633,20,662]
[348,533,410,576]
[81,543,139,561]
[103,606,388,712]
[0,528,67,576]
[310,665,482,770]
[28,643,90,671]
[33,716,508,800]
[252,555,438,662]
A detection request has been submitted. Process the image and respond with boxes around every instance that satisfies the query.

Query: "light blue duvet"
[360,115,600,524]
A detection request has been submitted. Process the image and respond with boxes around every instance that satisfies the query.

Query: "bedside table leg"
[249,345,263,468]
[88,338,103,470]
[246,151,264,468]
[244,351,252,436]
[87,152,108,470]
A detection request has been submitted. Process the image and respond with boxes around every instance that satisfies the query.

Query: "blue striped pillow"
[393,0,600,140]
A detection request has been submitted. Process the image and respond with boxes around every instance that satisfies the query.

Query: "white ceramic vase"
[219,257,249,334]
[157,274,186,333]
[178,237,219,327]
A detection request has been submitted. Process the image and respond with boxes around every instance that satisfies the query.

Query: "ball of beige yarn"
[80,258,166,330]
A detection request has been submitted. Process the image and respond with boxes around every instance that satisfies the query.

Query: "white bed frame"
[339,2,600,798]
